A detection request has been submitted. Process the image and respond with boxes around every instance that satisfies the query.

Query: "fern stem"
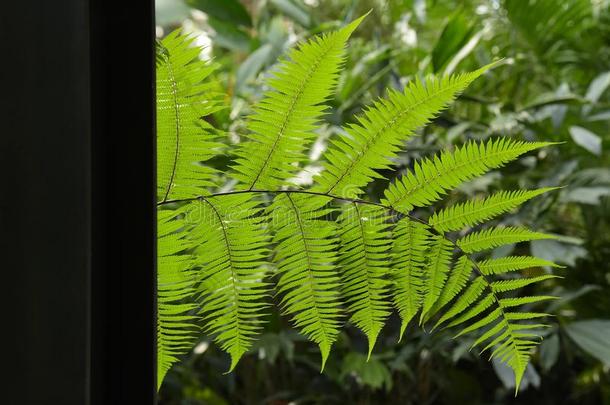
[158,189,401,213]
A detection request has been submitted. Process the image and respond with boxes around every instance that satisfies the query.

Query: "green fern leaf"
[454,307,503,338]
[440,267,555,391]
[433,276,486,330]
[268,193,342,369]
[157,208,198,388]
[457,226,556,253]
[383,139,553,213]
[391,218,431,338]
[447,294,496,330]
[420,236,454,323]
[338,203,392,357]
[423,255,472,322]
[157,31,224,202]
[314,64,496,197]
[478,256,561,275]
[156,29,563,393]
[499,296,557,308]
[232,16,365,190]
[471,319,508,349]
[504,312,550,321]
[190,194,271,371]
[429,188,557,232]
[491,275,558,293]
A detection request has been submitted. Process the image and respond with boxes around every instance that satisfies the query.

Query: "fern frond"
[232,16,365,190]
[156,30,562,394]
[478,256,561,275]
[157,208,198,388]
[338,203,392,357]
[268,194,342,369]
[383,139,553,213]
[454,306,503,338]
[190,194,271,371]
[438,259,557,392]
[423,255,472,323]
[314,64,495,197]
[433,276,486,330]
[429,188,557,232]
[420,236,454,323]
[504,312,549,321]
[391,218,431,338]
[490,275,559,293]
[448,294,496,330]
[457,227,556,253]
[499,296,557,308]
[157,31,224,201]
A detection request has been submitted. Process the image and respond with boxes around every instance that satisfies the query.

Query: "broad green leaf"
[565,320,610,366]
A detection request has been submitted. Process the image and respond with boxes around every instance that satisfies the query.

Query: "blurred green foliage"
[155,0,610,403]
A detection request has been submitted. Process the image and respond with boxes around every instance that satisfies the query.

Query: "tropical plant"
[155,16,563,393]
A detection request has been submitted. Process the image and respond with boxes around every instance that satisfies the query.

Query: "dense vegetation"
[155,0,610,403]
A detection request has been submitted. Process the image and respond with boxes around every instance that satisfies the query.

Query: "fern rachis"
[156,18,562,393]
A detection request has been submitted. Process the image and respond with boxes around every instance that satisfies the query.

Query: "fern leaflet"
[383,139,554,213]
[314,64,496,197]
[157,32,223,201]
[269,194,342,368]
[338,203,392,357]
[391,218,430,338]
[157,208,198,388]
[232,15,366,190]
[190,194,270,371]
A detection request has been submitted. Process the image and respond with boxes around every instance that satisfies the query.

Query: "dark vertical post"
[1,1,92,404]
[1,0,156,403]
[89,0,156,403]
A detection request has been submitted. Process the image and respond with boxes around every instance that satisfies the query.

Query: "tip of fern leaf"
[225,353,243,375]
[366,332,380,361]
[319,343,331,372]
[397,311,420,342]
[514,370,525,397]
[429,321,443,333]
[476,59,504,75]
[419,308,434,327]
[397,324,407,343]
[340,11,371,38]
